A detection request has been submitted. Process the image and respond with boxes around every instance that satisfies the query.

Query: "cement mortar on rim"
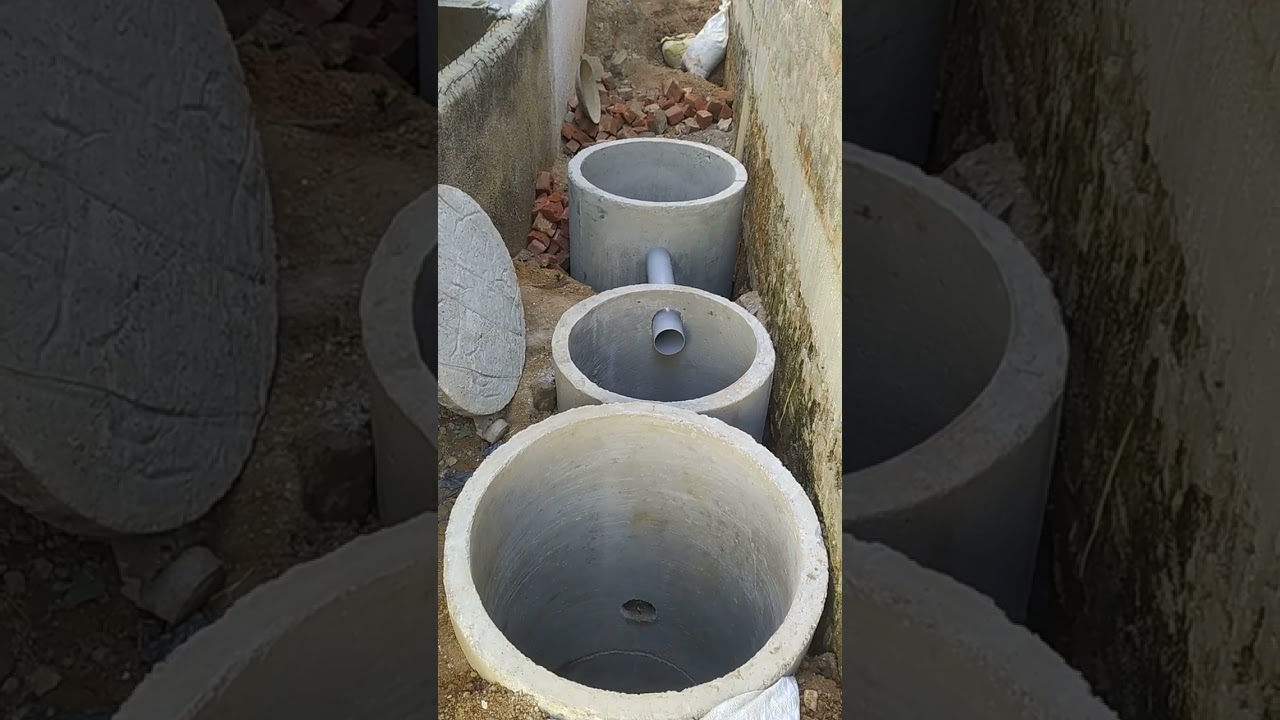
[567,138,748,297]
[116,512,437,719]
[361,187,440,522]
[844,535,1117,719]
[444,403,826,720]
[842,143,1067,621]
[552,284,774,441]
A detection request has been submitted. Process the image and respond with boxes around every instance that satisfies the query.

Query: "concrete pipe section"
[567,138,747,297]
[361,187,439,523]
[551,285,774,441]
[842,142,1068,621]
[444,403,826,720]
[844,535,1118,719]
[116,513,437,720]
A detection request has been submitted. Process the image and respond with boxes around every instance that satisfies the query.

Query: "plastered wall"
[936,1,1280,717]
[724,0,842,668]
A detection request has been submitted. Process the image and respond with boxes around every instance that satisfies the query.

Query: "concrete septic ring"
[842,142,1068,621]
[843,535,1117,718]
[361,187,440,523]
[116,513,437,720]
[551,284,774,441]
[444,403,826,720]
[567,138,747,297]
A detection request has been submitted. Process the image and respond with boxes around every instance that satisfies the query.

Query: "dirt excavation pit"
[842,143,1067,621]
[568,138,746,296]
[443,404,827,720]
[552,284,773,440]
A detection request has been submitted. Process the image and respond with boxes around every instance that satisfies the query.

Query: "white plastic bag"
[681,0,730,78]
[701,676,799,720]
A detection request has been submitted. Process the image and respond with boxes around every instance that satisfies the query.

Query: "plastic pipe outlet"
[647,248,686,355]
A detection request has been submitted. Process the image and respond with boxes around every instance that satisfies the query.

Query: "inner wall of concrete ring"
[566,139,747,296]
[438,0,586,253]
[116,513,437,719]
[362,189,439,523]
[844,535,1118,719]
[552,284,774,440]
[841,143,1067,621]
[723,0,842,666]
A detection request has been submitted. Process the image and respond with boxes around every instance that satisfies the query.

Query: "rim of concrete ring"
[444,403,828,720]
[116,512,437,719]
[841,143,1069,523]
[551,284,776,414]
[843,535,1118,718]
[439,0,546,104]
[359,185,439,446]
[567,138,749,209]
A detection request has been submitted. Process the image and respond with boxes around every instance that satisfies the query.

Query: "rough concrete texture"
[436,185,526,417]
[444,403,827,720]
[724,0,841,664]
[548,0,590,130]
[439,0,558,253]
[552,284,774,440]
[843,535,1118,719]
[438,2,498,71]
[934,1,1280,717]
[843,0,952,167]
[0,0,277,536]
[842,142,1067,620]
[116,512,437,719]
[361,187,440,521]
[567,138,747,297]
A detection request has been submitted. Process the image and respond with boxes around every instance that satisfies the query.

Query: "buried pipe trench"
[843,535,1117,719]
[568,138,747,296]
[552,282,774,440]
[841,142,1068,620]
[443,404,827,720]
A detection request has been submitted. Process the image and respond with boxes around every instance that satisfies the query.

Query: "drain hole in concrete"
[621,599,657,622]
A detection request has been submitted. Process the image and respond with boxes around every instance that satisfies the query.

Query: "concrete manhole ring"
[116,513,437,719]
[444,403,827,720]
[843,534,1117,718]
[551,284,775,440]
[567,138,747,297]
[842,142,1069,620]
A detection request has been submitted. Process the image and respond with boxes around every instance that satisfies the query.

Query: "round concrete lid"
[437,185,525,416]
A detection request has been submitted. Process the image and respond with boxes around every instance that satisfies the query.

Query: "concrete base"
[552,285,774,440]
[361,188,439,522]
[116,513,437,719]
[844,535,1117,718]
[842,143,1067,620]
[567,139,747,297]
[444,403,826,720]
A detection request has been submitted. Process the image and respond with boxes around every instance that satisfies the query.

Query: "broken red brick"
[618,127,638,139]
[607,102,629,117]
[546,191,566,205]
[566,139,581,153]
[622,108,640,125]
[657,96,675,110]
[561,122,576,141]
[564,111,575,124]
[718,102,734,120]
[631,115,647,128]
[535,171,553,194]
[637,130,656,137]
[533,214,557,237]
[528,236,549,254]
[707,99,724,120]
[571,127,594,146]
[683,103,698,120]
[686,93,708,112]
[665,80,685,103]
[646,111,669,134]
[568,96,579,111]
[538,202,563,222]
[663,105,685,126]
[600,115,624,134]
[694,110,714,129]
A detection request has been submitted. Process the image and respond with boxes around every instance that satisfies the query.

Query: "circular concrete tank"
[843,535,1117,719]
[116,513,437,720]
[444,403,826,720]
[551,284,774,441]
[361,187,439,523]
[842,142,1068,621]
[567,138,747,297]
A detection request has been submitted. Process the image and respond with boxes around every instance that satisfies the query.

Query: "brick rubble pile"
[526,171,570,269]
[562,78,735,156]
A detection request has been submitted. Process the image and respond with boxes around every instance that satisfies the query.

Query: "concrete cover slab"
[437,185,525,416]
[0,0,277,535]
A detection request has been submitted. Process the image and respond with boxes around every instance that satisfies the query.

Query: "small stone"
[139,546,225,625]
[445,456,458,467]
[27,665,61,696]
[609,49,628,65]
[455,424,473,438]
[735,291,768,326]
[803,688,819,712]
[480,419,509,444]
[717,118,733,131]
[4,570,26,595]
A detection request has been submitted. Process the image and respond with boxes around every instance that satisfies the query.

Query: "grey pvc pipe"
[647,248,686,355]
